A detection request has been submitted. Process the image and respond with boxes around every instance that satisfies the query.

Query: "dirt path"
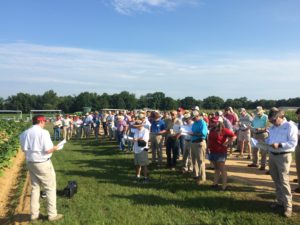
[225,152,300,207]
[0,150,25,224]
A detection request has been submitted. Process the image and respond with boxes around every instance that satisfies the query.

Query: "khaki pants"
[150,134,163,163]
[182,140,193,171]
[252,148,268,167]
[269,153,293,210]
[252,135,268,167]
[191,141,206,181]
[27,160,57,218]
[63,126,71,140]
[295,144,300,187]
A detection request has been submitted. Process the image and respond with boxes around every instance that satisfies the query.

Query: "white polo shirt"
[20,125,54,162]
[133,128,149,154]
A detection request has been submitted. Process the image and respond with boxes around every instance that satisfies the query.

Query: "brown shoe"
[49,214,63,221]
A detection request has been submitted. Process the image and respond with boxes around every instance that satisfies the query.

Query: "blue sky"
[0,0,300,100]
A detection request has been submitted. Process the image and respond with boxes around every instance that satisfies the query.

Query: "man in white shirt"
[133,120,150,183]
[266,108,298,218]
[20,115,63,222]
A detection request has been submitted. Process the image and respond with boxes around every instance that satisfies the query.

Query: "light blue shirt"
[191,119,208,142]
[266,121,298,153]
[251,114,268,129]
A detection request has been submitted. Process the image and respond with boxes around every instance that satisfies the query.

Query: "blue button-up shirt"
[252,114,268,129]
[191,119,208,142]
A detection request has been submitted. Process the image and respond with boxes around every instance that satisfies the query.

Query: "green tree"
[98,93,110,109]
[203,96,224,109]
[41,90,59,109]
[57,96,75,113]
[119,91,137,110]
[160,97,178,110]
[0,97,4,110]
[179,96,198,110]
[74,92,98,111]
[5,93,34,112]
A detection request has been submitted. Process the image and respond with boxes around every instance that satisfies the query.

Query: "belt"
[270,152,291,156]
[254,131,267,134]
[185,140,191,142]
[28,158,50,163]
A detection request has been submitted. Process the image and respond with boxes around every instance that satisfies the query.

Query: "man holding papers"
[266,108,298,218]
[19,115,63,222]
[150,112,166,166]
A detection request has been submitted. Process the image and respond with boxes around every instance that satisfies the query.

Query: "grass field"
[26,131,299,225]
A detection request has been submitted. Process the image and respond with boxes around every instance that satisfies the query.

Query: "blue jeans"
[53,128,61,141]
[179,135,185,156]
[117,131,125,150]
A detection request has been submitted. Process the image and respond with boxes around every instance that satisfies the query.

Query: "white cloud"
[111,0,199,15]
[0,42,300,100]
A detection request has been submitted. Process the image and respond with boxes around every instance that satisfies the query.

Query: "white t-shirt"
[133,128,150,154]
[20,125,54,162]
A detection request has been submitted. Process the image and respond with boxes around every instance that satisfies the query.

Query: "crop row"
[0,120,29,172]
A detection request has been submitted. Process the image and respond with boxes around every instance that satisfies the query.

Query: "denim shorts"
[209,153,227,162]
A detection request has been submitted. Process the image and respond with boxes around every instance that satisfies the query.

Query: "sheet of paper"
[57,139,67,150]
[180,125,192,135]
[123,134,134,142]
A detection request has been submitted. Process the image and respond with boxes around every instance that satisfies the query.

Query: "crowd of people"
[20,106,300,221]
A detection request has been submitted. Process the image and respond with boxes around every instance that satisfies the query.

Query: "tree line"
[0,90,299,113]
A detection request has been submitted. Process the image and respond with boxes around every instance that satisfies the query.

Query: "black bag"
[63,181,78,198]
[137,139,147,147]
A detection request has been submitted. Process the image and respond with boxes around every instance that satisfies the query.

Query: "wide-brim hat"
[256,106,264,115]
[240,108,246,113]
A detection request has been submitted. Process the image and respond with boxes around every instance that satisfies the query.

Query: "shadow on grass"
[57,155,260,195]
[110,193,276,214]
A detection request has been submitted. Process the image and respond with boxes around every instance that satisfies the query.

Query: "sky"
[0,0,300,101]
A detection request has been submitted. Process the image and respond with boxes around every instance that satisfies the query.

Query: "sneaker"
[248,163,258,168]
[283,209,292,218]
[48,214,63,221]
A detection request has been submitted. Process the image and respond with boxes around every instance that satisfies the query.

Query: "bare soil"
[0,150,26,224]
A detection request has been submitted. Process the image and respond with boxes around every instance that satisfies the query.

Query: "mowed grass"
[33,136,299,225]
